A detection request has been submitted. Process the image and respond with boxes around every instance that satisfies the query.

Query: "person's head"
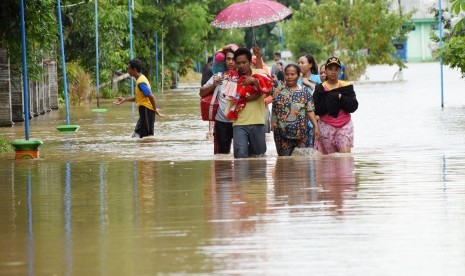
[274,52,281,62]
[128,59,142,77]
[319,64,327,82]
[298,54,318,75]
[276,62,283,71]
[224,50,235,71]
[251,56,258,68]
[207,56,213,65]
[325,57,342,82]
[284,64,301,87]
[234,47,252,76]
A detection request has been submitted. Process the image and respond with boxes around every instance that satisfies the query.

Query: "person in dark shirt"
[201,57,213,86]
[276,62,285,83]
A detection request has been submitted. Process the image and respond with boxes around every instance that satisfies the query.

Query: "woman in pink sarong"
[313,57,358,154]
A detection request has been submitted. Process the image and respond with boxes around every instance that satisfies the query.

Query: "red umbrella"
[211,0,292,29]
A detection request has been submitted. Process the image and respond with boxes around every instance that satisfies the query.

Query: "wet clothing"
[297,75,321,147]
[233,124,266,158]
[205,71,238,123]
[313,81,358,118]
[133,74,156,138]
[135,105,155,138]
[214,121,233,154]
[135,75,155,111]
[313,80,357,154]
[230,70,273,158]
[204,71,237,154]
[272,85,314,156]
[315,119,353,154]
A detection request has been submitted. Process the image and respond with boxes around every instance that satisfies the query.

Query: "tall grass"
[67,62,95,105]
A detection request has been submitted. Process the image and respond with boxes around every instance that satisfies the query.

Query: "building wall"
[0,49,13,126]
[407,20,436,62]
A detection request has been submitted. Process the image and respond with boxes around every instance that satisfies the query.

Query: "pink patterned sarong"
[315,119,354,154]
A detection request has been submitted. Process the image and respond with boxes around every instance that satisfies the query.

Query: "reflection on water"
[2,63,465,274]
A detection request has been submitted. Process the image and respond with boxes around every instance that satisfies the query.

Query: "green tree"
[0,0,57,79]
[284,0,410,80]
[437,0,465,75]
[63,0,129,95]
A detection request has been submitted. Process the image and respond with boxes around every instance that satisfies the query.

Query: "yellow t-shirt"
[135,74,155,111]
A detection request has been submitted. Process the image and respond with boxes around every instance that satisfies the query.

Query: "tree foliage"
[284,0,410,80]
[436,0,465,76]
[1,0,418,95]
[0,0,57,79]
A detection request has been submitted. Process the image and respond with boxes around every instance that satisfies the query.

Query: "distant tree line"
[1,0,414,100]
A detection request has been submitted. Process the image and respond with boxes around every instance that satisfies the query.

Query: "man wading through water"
[114,59,164,138]
[228,47,273,158]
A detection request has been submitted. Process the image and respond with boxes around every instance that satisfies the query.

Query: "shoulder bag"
[200,85,220,121]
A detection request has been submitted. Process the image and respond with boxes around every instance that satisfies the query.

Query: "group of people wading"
[114,45,358,158]
[200,44,358,158]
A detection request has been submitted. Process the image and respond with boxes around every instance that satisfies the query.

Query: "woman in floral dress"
[272,64,320,156]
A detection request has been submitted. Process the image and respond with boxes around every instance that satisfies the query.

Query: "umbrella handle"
[252,27,257,46]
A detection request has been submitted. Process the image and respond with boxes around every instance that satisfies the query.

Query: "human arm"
[199,75,221,97]
[307,111,320,140]
[338,85,359,113]
[312,84,327,116]
[146,93,164,116]
[301,78,316,91]
[271,100,277,132]
[222,43,239,52]
[264,95,273,105]
[252,47,263,69]
[113,96,135,105]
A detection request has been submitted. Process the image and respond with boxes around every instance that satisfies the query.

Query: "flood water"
[1,63,465,275]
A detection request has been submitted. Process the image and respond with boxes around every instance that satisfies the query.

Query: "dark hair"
[129,59,142,73]
[284,64,301,75]
[274,52,281,58]
[276,61,283,67]
[234,47,252,62]
[207,56,213,63]
[303,54,318,75]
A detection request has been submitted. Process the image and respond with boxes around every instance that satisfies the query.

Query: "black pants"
[134,106,155,138]
[214,120,233,154]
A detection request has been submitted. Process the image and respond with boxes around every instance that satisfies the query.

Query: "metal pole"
[128,0,134,94]
[57,0,71,125]
[161,30,164,94]
[155,33,159,93]
[19,0,30,140]
[95,0,100,107]
[438,0,445,108]
[174,63,178,89]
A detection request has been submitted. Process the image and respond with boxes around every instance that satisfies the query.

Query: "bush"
[66,62,95,106]
[0,137,13,154]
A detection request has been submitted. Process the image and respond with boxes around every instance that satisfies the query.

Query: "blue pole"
[155,33,159,93]
[438,0,444,108]
[19,0,30,140]
[57,0,70,125]
[95,0,100,107]
[128,0,134,95]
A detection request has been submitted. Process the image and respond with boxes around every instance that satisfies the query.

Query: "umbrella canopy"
[211,0,292,29]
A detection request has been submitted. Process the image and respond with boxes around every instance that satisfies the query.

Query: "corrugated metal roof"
[390,0,450,19]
